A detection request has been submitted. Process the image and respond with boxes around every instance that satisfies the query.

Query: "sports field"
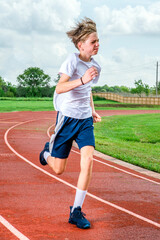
[1,97,160,112]
[0,110,160,240]
[94,113,160,173]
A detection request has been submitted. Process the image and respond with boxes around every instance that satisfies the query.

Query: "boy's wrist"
[80,77,85,85]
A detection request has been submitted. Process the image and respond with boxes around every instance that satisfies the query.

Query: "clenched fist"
[82,67,98,84]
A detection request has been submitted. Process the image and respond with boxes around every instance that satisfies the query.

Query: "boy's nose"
[96,41,99,47]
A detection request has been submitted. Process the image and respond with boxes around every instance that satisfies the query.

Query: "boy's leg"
[47,156,68,175]
[77,145,94,190]
[40,142,68,175]
[71,145,94,210]
[72,145,94,210]
[69,146,94,229]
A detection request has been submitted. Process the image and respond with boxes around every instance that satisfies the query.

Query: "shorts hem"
[51,153,69,159]
[78,143,95,150]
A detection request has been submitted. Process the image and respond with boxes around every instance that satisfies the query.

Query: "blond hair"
[66,17,97,49]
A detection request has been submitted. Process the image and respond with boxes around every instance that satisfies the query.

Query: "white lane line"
[73,149,160,185]
[47,124,160,185]
[0,215,30,240]
[4,120,160,229]
[0,121,21,124]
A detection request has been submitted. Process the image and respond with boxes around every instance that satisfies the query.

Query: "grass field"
[0,99,55,112]
[94,113,160,173]
[1,98,160,173]
[0,97,160,112]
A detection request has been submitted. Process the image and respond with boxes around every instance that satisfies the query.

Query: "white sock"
[72,189,87,212]
[43,151,51,162]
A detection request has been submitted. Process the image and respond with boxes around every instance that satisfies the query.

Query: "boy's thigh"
[51,140,73,159]
[50,114,71,159]
[80,145,94,169]
[51,115,94,158]
[80,145,94,157]
[75,117,95,149]
[47,156,68,174]
[54,157,68,171]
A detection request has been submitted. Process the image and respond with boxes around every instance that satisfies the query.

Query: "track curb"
[73,141,160,180]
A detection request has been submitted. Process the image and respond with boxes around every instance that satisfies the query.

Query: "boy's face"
[80,32,99,57]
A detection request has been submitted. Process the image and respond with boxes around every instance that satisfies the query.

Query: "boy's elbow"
[55,86,61,94]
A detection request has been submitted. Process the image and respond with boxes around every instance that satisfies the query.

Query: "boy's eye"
[91,39,99,44]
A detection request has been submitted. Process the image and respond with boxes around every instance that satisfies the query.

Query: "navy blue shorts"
[49,112,95,159]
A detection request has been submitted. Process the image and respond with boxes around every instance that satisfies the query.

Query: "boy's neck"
[79,53,92,62]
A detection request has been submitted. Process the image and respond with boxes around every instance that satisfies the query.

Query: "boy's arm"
[90,93,101,123]
[56,67,98,94]
[56,74,81,94]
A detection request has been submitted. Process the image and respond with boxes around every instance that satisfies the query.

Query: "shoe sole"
[69,220,90,229]
[39,142,49,166]
[39,150,48,165]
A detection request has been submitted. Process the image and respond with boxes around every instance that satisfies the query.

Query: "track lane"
[4,120,160,228]
[1,110,160,240]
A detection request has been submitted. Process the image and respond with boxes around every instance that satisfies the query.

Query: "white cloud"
[94,2,160,35]
[0,0,32,33]
[0,0,81,84]
[95,47,158,87]
[0,0,159,88]
[32,0,81,33]
[32,34,68,67]
[0,0,81,34]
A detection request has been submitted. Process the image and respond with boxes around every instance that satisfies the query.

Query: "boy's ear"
[77,41,82,51]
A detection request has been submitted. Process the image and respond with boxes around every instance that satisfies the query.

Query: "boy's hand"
[82,67,98,84]
[92,111,101,123]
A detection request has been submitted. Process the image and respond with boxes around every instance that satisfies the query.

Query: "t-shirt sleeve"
[59,54,76,77]
[92,65,101,84]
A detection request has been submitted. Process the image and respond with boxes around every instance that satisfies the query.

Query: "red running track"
[0,110,160,240]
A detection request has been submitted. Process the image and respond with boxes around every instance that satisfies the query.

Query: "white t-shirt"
[54,53,101,119]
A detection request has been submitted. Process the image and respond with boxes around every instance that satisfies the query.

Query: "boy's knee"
[54,169,64,175]
[48,157,67,175]
[53,165,65,175]
[87,156,93,164]
[88,156,93,165]
[81,156,93,172]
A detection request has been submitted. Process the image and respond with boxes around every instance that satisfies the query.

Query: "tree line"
[0,67,56,97]
[0,67,159,98]
[92,80,160,96]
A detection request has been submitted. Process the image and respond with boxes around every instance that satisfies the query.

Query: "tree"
[17,67,51,96]
[143,83,150,96]
[131,80,150,97]
[92,86,104,93]
[0,76,5,86]
[0,76,5,96]
[0,76,15,97]
[6,82,17,97]
[111,85,122,93]
[54,74,60,84]
[151,82,160,95]
[120,86,130,93]
[157,82,160,94]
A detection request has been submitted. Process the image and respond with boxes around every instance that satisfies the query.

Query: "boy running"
[39,17,101,229]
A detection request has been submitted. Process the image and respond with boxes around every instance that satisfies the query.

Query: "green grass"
[94,113,160,173]
[94,100,119,105]
[0,97,53,101]
[95,106,160,110]
[1,98,160,172]
[0,100,55,112]
[0,97,160,112]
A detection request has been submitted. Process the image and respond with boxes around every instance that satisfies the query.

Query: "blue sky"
[0,0,160,87]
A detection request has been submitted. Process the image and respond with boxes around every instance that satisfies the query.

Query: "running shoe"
[68,206,91,229]
[39,142,49,165]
